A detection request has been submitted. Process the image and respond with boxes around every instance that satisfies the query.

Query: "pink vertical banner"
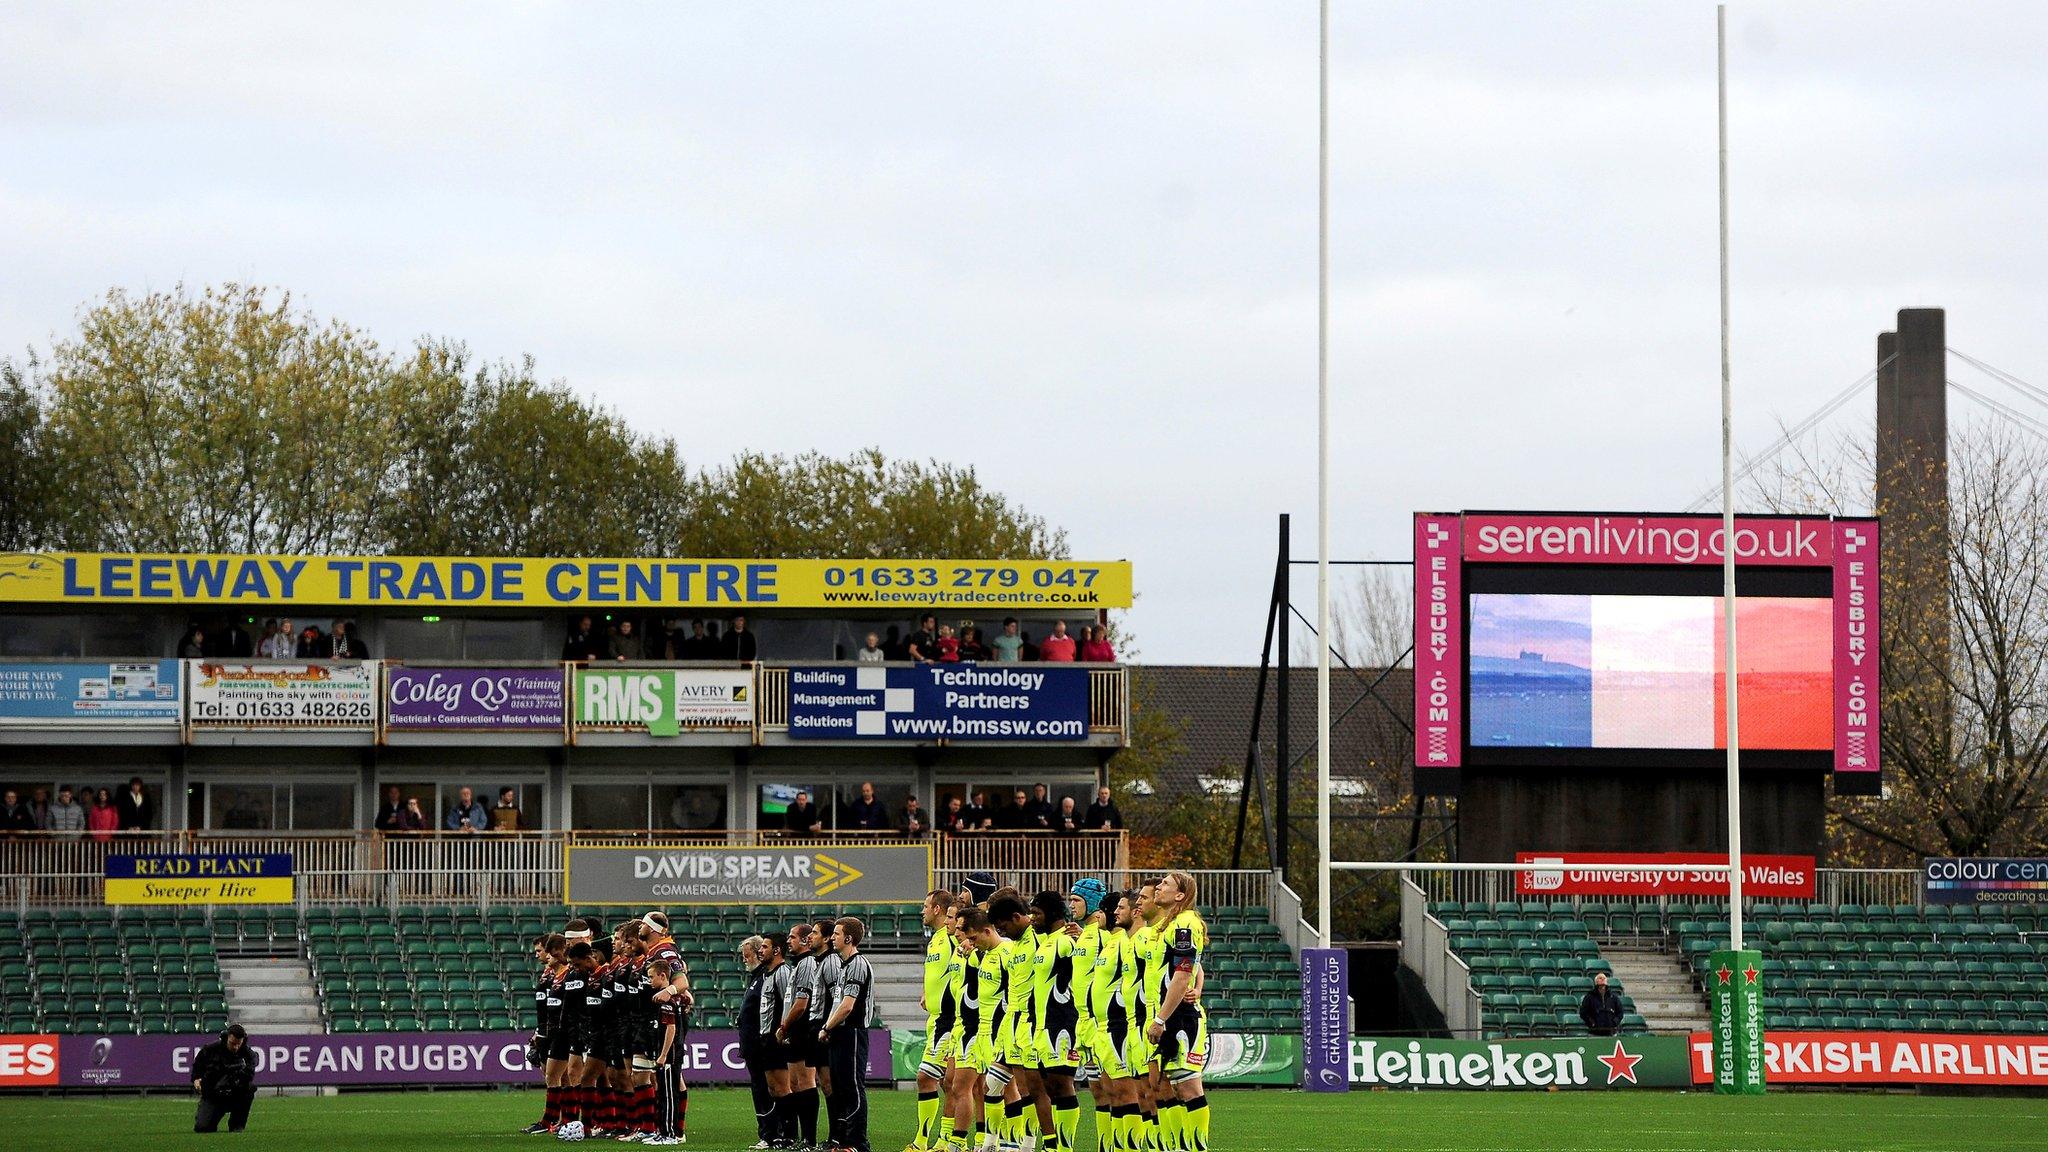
[1832,520,1880,790]
[1414,513,1463,770]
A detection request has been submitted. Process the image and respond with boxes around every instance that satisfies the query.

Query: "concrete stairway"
[219,957,325,1033]
[1603,944,1709,1034]
[869,949,925,1038]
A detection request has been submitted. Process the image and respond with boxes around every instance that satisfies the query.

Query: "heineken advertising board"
[1348,1036,1691,1089]
[1706,948,1767,1094]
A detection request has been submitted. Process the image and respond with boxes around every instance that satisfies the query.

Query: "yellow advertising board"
[0,554,1131,610]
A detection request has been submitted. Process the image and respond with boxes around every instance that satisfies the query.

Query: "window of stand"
[570,781,728,832]
[203,780,356,830]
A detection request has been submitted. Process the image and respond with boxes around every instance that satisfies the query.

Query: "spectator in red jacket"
[1079,625,1116,663]
[936,625,961,663]
[1037,621,1077,662]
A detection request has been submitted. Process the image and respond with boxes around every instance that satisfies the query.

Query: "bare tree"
[1750,421,2048,862]
[1297,565,1414,669]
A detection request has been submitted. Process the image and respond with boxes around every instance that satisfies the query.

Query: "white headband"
[565,929,591,940]
[641,916,666,933]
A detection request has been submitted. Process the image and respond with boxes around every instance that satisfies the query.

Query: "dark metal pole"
[1276,514,1291,877]
[1231,544,1284,870]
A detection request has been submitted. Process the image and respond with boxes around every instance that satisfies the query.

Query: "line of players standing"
[530,912,695,1144]
[742,871,1211,1152]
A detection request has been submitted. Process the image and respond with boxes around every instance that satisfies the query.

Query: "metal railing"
[1401,878,1482,1039]
[0,830,1127,909]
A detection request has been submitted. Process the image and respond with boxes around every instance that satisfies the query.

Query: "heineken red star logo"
[1716,965,1732,985]
[1597,1039,1642,1085]
[1743,965,1761,984]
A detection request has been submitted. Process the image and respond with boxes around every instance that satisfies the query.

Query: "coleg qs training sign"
[566,844,933,906]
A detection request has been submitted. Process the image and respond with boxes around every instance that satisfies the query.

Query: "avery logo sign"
[0,1035,59,1085]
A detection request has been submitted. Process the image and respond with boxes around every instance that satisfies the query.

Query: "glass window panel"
[571,784,647,831]
[80,615,154,658]
[464,619,546,661]
[381,619,461,660]
[653,783,727,831]
[209,784,278,830]
[0,615,81,658]
[289,783,355,830]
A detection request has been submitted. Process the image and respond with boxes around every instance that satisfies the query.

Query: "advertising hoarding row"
[784,665,1090,742]
[1,553,1131,611]
[1923,857,2048,905]
[1413,512,1880,793]
[0,661,1096,742]
[103,853,294,905]
[0,1029,889,1089]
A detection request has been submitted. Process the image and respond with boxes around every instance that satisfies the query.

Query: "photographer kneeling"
[193,1024,257,1133]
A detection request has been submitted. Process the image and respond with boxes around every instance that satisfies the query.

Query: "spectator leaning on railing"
[1037,620,1077,662]
[992,618,1024,662]
[856,633,885,663]
[844,782,889,831]
[1079,625,1116,663]
[48,786,85,838]
[492,788,524,831]
[88,789,118,840]
[117,777,154,830]
[900,795,929,837]
[1084,786,1124,832]
[445,787,488,832]
[906,615,939,663]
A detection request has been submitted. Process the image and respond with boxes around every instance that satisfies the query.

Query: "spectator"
[324,620,367,659]
[26,786,51,830]
[562,616,608,662]
[48,785,85,838]
[994,789,1035,831]
[1026,783,1056,830]
[784,791,824,835]
[399,797,428,832]
[935,624,961,663]
[906,614,939,663]
[191,1023,258,1133]
[991,618,1023,663]
[612,619,644,661]
[221,618,253,658]
[699,619,723,659]
[1579,972,1624,1037]
[1037,620,1077,662]
[1084,785,1124,831]
[881,625,906,661]
[845,782,889,831]
[491,787,523,831]
[0,789,32,834]
[1020,631,1040,662]
[295,624,324,658]
[116,777,154,830]
[667,620,702,660]
[856,632,885,663]
[965,790,994,831]
[725,615,758,661]
[259,618,296,659]
[445,786,488,832]
[958,625,988,662]
[87,788,118,841]
[900,795,930,837]
[1056,796,1081,835]
[177,625,207,659]
[373,785,407,832]
[940,796,966,834]
[1080,625,1116,663]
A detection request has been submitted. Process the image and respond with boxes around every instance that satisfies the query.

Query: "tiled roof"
[1129,664,1413,800]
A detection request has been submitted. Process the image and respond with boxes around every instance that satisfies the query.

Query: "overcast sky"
[5,3,2046,664]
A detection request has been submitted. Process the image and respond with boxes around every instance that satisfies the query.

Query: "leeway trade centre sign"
[566,845,932,906]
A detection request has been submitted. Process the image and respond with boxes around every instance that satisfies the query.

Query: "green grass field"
[1,1086,2044,1152]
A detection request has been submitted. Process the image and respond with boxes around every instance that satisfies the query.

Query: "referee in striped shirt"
[818,917,875,1152]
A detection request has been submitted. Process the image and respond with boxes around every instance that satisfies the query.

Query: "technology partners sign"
[786,664,1090,741]
[566,844,932,906]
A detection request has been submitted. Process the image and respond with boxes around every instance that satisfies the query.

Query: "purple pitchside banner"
[54,1029,890,1087]
[384,666,566,731]
[1301,948,1349,1092]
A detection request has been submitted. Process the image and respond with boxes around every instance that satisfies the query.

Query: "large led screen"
[1468,593,1832,751]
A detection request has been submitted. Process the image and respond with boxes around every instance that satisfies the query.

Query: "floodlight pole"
[1314,0,1334,951]
[1717,4,1746,952]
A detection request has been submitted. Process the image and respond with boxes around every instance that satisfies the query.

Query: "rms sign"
[0,1035,59,1085]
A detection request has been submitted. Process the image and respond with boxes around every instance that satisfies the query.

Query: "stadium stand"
[1430,900,1649,1039]
[1431,897,2048,1038]
[4,898,1302,1041]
